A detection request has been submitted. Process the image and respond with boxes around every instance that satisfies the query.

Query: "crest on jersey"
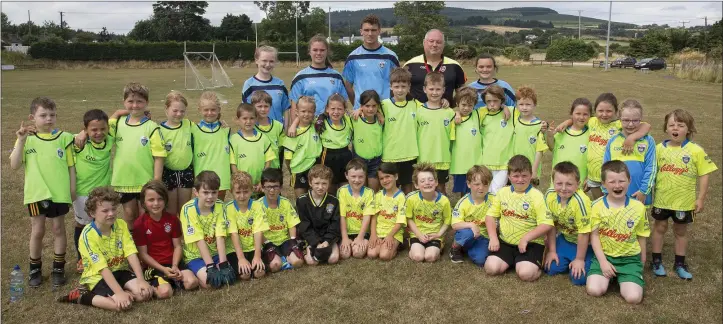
[164,223,171,233]
[440,66,447,73]
[225,145,230,154]
[90,253,99,263]
[682,155,690,164]
[500,120,507,128]
[312,134,319,142]
[528,136,536,144]
[330,79,336,85]
[140,136,149,146]
[224,220,230,228]
[164,142,173,152]
[522,202,530,210]
[559,145,566,150]
[568,217,575,225]
[637,143,646,153]
[116,240,123,249]
[360,202,366,210]
[57,148,64,159]
[393,205,398,212]
[247,217,254,225]
[433,210,440,216]
[326,204,335,214]
[279,214,285,222]
[444,119,450,126]
[580,145,587,153]
[452,210,460,218]
[379,61,385,68]
[187,226,195,235]
[411,112,416,119]
[626,219,634,228]
[471,128,478,136]
[608,129,616,135]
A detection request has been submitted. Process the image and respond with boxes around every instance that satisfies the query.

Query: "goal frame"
[183,42,233,91]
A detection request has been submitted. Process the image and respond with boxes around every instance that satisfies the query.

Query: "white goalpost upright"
[183,42,233,90]
[254,5,300,67]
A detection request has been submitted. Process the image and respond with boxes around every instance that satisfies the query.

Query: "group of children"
[11,49,717,310]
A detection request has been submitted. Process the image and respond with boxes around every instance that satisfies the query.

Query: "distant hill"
[330,6,632,29]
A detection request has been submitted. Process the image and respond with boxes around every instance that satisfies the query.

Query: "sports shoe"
[57,286,88,304]
[76,259,84,274]
[449,245,464,263]
[28,268,42,288]
[651,261,667,277]
[674,264,693,280]
[51,268,67,287]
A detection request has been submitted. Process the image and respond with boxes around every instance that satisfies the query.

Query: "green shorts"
[589,254,645,287]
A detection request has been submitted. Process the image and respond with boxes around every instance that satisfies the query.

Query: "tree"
[128,19,158,41]
[628,29,673,58]
[98,27,112,42]
[74,30,97,43]
[216,14,253,41]
[256,1,311,42]
[302,7,327,39]
[393,1,447,41]
[667,28,690,52]
[545,38,596,61]
[151,1,212,41]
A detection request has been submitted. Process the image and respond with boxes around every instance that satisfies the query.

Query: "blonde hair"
[297,96,316,113]
[232,171,254,191]
[199,91,221,111]
[255,45,278,60]
[165,91,188,109]
[621,99,643,115]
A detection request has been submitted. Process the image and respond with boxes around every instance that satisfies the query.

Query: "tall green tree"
[216,14,253,41]
[128,19,158,41]
[151,1,212,41]
[393,1,447,41]
[256,1,311,42]
[302,7,327,39]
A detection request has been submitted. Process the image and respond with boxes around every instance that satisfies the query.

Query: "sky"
[1,1,721,34]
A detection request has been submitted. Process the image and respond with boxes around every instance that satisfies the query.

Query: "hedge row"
[27,40,529,62]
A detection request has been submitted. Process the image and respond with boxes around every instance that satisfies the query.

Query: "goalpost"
[254,7,300,67]
[183,42,233,90]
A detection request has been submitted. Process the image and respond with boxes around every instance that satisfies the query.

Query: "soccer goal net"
[183,42,233,90]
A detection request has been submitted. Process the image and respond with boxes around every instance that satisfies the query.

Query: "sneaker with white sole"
[449,245,464,263]
[674,263,693,280]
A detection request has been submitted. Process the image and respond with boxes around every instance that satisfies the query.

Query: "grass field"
[474,25,531,34]
[1,65,722,323]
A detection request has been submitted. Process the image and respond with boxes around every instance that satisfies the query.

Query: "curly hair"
[85,186,121,216]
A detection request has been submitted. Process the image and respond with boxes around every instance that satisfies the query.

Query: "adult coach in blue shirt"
[342,14,400,110]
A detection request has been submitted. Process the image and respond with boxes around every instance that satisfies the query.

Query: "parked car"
[611,57,636,68]
[634,58,666,70]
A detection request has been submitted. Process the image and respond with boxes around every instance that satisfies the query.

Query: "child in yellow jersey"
[282,96,322,199]
[485,155,553,282]
[57,186,153,311]
[159,91,194,216]
[230,103,275,192]
[449,165,496,267]
[192,92,232,200]
[259,168,305,272]
[543,162,593,286]
[10,97,76,288]
[381,68,419,194]
[417,72,456,195]
[479,85,515,194]
[297,164,341,265]
[316,94,354,194]
[338,158,375,259]
[554,93,651,199]
[350,90,384,191]
[546,98,591,188]
[406,163,452,263]
[511,87,548,185]
[366,163,407,261]
[252,91,285,170]
[450,88,485,196]
[587,161,650,305]
[226,171,269,280]
[650,110,717,280]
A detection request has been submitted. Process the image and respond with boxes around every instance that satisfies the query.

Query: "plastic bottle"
[9,265,24,303]
[280,256,293,270]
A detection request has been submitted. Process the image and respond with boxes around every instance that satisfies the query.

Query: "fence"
[530,60,575,66]
[592,60,678,69]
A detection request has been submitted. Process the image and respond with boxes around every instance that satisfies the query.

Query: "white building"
[337,35,399,46]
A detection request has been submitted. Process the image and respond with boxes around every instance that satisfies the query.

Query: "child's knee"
[240,273,252,280]
[352,248,367,259]
[586,283,606,297]
[290,257,304,268]
[328,254,339,264]
[367,248,379,259]
[484,259,506,275]
[254,269,266,278]
[622,290,643,304]
[516,267,541,282]
[654,220,668,232]
[340,250,352,260]
[184,276,199,290]
[409,250,425,262]
[424,248,440,262]
[269,258,282,272]
[672,224,688,237]
[156,284,173,299]
[379,249,395,261]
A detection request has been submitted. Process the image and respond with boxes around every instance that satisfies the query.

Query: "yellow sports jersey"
[366,189,407,243]
[591,196,650,257]
[587,117,622,182]
[337,185,375,235]
[258,196,301,245]
[405,191,452,238]
[487,185,552,245]
[544,189,592,244]
[654,140,718,211]
[225,200,270,253]
[79,219,138,290]
[451,193,495,238]
[179,199,229,261]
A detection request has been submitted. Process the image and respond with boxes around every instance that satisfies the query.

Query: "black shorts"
[119,192,140,204]
[409,237,442,249]
[353,153,382,179]
[293,168,311,190]
[262,240,293,263]
[652,207,694,224]
[349,233,371,240]
[490,241,545,269]
[162,165,194,190]
[91,270,137,296]
[392,159,417,186]
[319,147,353,185]
[27,200,69,218]
[436,169,450,184]
[226,252,239,272]
[145,264,188,289]
[242,251,266,277]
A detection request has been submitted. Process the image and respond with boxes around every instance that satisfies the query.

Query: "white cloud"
[1,1,720,34]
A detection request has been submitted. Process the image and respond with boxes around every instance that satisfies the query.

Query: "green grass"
[1,66,722,323]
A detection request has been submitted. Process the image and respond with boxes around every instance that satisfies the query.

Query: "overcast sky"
[2,1,721,34]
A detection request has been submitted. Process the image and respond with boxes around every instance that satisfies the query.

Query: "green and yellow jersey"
[15,130,75,204]
[281,125,322,174]
[79,219,138,290]
[450,109,484,175]
[365,189,406,243]
[320,115,352,149]
[337,185,375,235]
[256,119,285,169]
[350,115,383,159]
[416,104,456,170]
[229,130,275,185]
[480,108,514,170]
[191,122,231,191]
[544,189,592,244]
[405,191,452,238]
[258,196,300,245]
[653,139,718,211]
[451,193,495,238]
[179,199,229,261]
[512,112,548,176]
[110,116,166,193]
[159,119,193,171]
[487,185,552,245]
[74,135,114,197]
[552,127,590,184]
[225,200,270,253]
[591,196,650,257]
[586,117,622,182]
[381,98,418,162]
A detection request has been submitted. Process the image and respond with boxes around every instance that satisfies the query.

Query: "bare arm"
[344,80,355,108]
[171,237,183,268]
[196,240,215,265]
[137,245,169,273]
[153,157,164,181]
[9,137,26,170]
[696,174,711,213]
[532,151,543,179]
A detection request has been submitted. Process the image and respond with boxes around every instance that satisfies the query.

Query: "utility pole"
[679,20,689,28]
[604,1,611,71]
[328,7,331,40]
[59,11,64,29]
[578,10,583,39]
[27,10,31,36]
[704,16,708,28]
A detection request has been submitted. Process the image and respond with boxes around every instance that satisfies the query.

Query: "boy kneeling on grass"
[297,164,342,265]
[58,186,153,311]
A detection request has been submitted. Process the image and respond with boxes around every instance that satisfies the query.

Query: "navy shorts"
[452,174,470,194]
[353,153,382,179]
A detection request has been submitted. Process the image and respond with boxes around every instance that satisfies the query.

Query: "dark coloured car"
[634,58,666,70]
[611,57,636,68]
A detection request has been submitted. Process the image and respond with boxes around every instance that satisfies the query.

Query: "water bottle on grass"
[9,265,24,303]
